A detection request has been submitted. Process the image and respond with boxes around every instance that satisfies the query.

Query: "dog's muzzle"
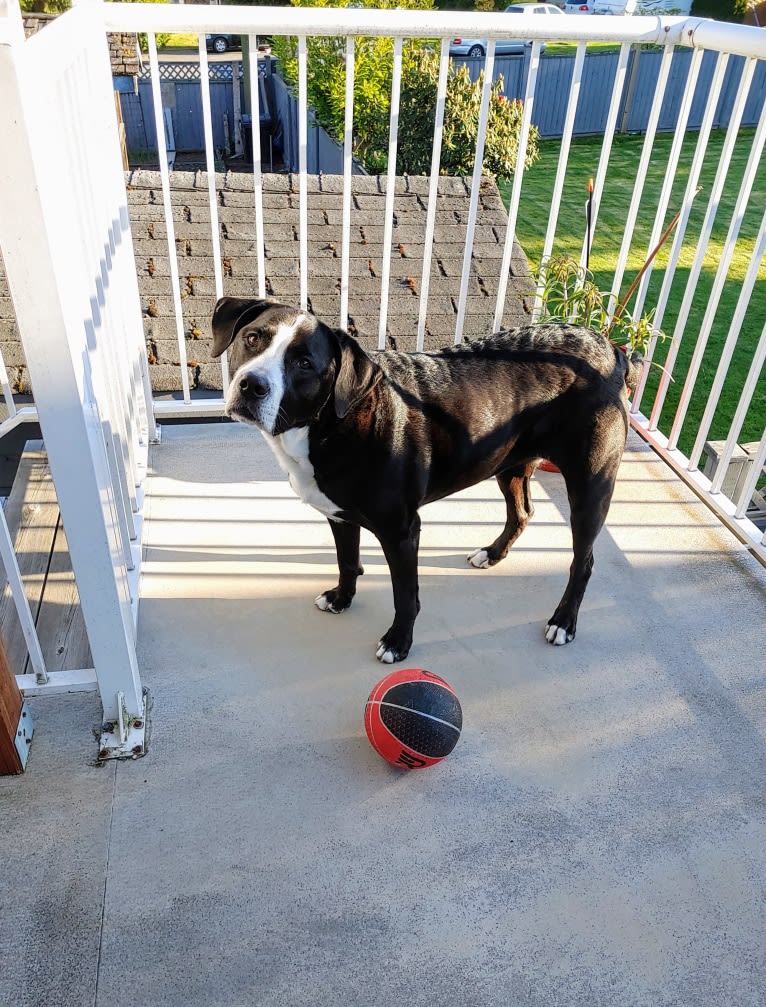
[238,372,269,401]
[225,367,279,431]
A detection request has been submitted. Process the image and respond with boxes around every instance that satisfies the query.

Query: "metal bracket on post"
[14,701,34,770]
[98,688,149,762]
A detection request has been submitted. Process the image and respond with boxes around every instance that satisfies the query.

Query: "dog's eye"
[297,357,312,371]
[245,333,259,348]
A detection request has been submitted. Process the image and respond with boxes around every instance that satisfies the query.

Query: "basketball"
[364,668,463,769]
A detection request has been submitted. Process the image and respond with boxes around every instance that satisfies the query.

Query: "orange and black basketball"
[364,668,462,769]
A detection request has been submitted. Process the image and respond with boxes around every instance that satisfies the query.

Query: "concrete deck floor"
[2,422,766,1007]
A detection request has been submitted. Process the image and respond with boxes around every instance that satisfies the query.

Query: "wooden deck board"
[0,441,91,676]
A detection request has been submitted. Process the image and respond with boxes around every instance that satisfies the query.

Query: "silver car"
[449,3,565,58]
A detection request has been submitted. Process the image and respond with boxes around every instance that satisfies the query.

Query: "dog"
[211,297,639,663]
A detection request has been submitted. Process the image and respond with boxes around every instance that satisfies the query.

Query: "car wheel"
[213,36,228,54]
[467,44,485,58]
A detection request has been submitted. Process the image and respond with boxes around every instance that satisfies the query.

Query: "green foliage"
[20,0,70,12]
[534,254,664,355]
[397,52,540,178]
[434,0,507,8]
[271,0,539,178]
[689,0,748,21]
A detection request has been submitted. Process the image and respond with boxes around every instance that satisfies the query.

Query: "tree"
[397,51,539,179]
[689,0,748,20]
[20,0,70,12]
[270,0,539,179]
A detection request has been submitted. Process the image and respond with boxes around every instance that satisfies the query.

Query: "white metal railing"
[0,0,153,749]
[0,0,765,750]
[100,2,766,559]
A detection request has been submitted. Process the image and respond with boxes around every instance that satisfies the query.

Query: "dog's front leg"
[376,514,421,664]
[315,519,363,614]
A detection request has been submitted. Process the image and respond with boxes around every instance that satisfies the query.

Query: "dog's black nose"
[240,374,269,399]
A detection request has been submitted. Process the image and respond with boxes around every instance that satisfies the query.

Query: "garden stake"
[585,177,593,270]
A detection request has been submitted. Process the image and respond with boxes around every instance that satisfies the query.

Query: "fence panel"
[121,68,238,155]
[118,49,766,160]
[173,81,204,150]
[574,52,621,135]
[123,83,158,153]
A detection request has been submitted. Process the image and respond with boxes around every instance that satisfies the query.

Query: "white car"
[449,3,565,59]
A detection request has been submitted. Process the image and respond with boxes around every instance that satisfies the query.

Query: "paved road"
[158,48,244,63]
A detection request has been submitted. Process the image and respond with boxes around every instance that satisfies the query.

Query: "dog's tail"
[618,347,644,393]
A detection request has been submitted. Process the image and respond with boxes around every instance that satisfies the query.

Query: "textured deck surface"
[2,422,766,1007]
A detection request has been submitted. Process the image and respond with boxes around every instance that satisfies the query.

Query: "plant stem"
[606,186,702,339]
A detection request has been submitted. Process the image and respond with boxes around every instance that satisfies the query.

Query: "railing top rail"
[96,3,759,57]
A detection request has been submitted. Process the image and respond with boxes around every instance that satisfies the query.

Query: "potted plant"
[533,252,663,357]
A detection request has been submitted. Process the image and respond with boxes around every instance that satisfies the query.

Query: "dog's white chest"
[265,427,341,519]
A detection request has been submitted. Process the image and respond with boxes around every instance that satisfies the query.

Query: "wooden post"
[114,90,129,171]
[0,633,26,774]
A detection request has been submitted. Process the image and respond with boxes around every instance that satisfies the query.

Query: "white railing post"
[0,0,144,732]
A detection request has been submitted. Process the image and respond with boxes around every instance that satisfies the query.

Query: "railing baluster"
[298,35,309,313]
[340,36,355,332]
[607,43,674,320]
[711,317,766,499]
[416,38,449,352]
[632,48,703,324]
[533,41,586,319]
[688,207,766,473]
[378,36,404,351]
[668,88,766,454]
[493,42,540,333]
[61,62,135,568]
[734,427,766,521]
[199,35,228,391]
[0,346,17,421]
[579,43,631,271]
[247,35,267,302]
[0,505,48,685]
[455,40,496,344]
[649,56,758,434]
[631,51,730,416]
[147,32,191,402]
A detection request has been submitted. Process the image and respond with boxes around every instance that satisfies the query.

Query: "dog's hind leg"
[467,463,536,569]
[544,460,619,646]
[315,519,363,614]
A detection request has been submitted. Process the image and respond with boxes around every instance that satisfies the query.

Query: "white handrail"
[97,5,764,59]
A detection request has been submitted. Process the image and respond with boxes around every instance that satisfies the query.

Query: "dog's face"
[211,297,382,435]
[211,298,337,435]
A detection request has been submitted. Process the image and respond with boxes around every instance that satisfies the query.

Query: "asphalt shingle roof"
[0,170,534,396]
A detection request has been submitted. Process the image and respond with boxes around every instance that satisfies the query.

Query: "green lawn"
[158,33,199,50]
[498,129,766,459]
[542,41,623,56]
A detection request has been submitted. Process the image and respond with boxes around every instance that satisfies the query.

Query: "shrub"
[271,2,539,179]
[396,52,540,179]
[689,0,748,21]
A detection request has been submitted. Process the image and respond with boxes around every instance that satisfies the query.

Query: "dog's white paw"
[467,548,491,569]
[375,642,396,663]
[315,593,341,614]
[545,623,574,646]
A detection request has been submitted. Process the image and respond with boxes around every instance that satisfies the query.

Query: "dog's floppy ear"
[211,297,275,358]
[334,333,382,419]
